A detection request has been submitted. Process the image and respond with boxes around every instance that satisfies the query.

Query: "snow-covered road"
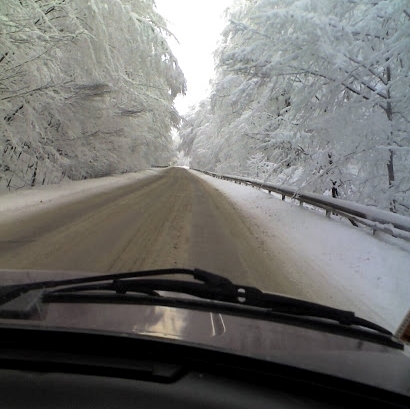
[0,167,409,332]
[0,168,304,297]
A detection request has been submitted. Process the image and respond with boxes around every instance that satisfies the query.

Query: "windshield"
[0,0,409,346]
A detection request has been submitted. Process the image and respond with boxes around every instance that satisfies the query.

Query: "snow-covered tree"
[180,0,410,214]
[1,0,185,189]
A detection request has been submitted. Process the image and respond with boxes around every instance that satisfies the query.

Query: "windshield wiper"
[0,268,391,336]
[0,268,228,303]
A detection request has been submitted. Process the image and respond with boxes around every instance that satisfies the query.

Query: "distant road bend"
[0,168,300,295]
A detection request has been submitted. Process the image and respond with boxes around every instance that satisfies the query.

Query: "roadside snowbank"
[0,169,162,223]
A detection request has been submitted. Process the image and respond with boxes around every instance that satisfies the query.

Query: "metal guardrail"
[193,169,410,242]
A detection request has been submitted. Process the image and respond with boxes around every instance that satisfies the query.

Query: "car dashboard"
[0,326,408,409]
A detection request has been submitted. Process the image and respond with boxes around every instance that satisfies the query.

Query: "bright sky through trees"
[155,0,233,114]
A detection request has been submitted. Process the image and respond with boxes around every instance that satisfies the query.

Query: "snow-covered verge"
[0,169,162,224]
[192,170,410,334]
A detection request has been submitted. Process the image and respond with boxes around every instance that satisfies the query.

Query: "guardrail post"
[326,210,331,218]
[282,195,285,201]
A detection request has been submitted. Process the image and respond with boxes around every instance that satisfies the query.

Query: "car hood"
[0,269,409,397]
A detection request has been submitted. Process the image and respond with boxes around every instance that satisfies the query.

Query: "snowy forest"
[2,0,409,217]
[179,0,410,215]
[0,0,185,189]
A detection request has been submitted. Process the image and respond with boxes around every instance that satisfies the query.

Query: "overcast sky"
[155,0,233,114]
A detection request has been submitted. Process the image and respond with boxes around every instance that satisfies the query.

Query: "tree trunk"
[31,161,38,187]
[387,149,394,187]
[385,65,396,212]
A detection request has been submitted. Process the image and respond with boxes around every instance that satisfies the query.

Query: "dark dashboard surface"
[0,327,409,409]
[0,369,349,409]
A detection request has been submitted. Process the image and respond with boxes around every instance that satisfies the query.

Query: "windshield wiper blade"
[0,268,230,304]
[36,268,392,336]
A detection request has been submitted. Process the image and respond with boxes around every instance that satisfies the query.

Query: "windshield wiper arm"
[37,269,392,336]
